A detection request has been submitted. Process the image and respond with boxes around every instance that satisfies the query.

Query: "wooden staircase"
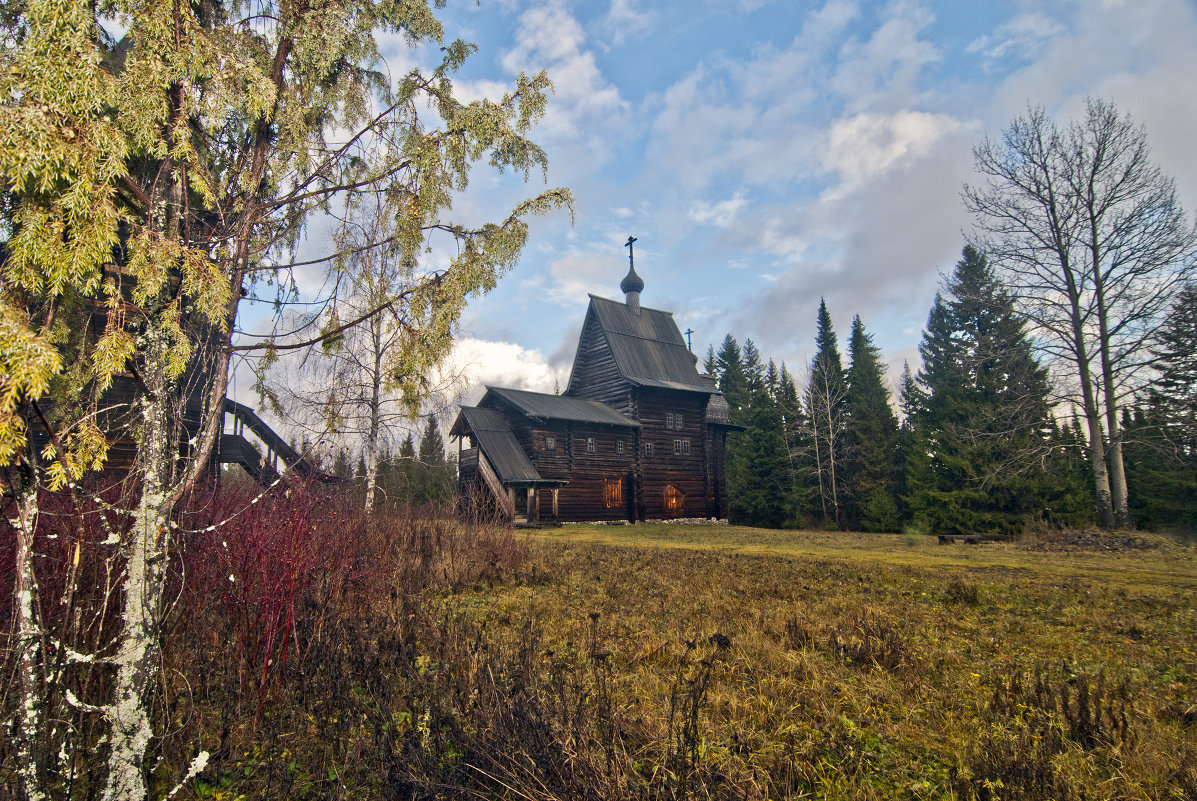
[218,398,338,486]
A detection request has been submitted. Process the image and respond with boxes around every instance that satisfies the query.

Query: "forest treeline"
[708,246,1197,536]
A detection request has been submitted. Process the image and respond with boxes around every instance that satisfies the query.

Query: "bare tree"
[964,98,1196,528]
[803,358,848,527]
[260,190,469,510]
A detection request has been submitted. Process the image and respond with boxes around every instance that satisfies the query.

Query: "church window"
[645,442,654,458]
[664,484,685,514]
[666,412,674,428]
[544,434,556,451]
[586,437,596,454]
[617,440,625,454]
[605,477,622,508]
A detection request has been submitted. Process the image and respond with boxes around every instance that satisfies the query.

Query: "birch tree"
[965,98,1196,528]
[804,299,847,527]
[0,1,569,798]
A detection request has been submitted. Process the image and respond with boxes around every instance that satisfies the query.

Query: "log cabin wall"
[635,388,709,519]
[566,310,634,415]
[503,416,636,522]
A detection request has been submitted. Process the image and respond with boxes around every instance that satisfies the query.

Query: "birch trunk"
[102,327,173,801]
[13,479,47,801]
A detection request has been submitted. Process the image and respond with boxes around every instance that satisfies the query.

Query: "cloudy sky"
[239,0,1197,420]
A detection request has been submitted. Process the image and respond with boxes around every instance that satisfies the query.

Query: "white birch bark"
[102,327,173,801]
[13,479,48,801]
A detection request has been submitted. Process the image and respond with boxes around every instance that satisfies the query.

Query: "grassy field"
[442,523,1197,799]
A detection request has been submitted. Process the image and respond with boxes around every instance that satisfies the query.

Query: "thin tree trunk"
[13,477,48,801]
[1093,273,1132,527]
[103,328,173,801]
[364,320,383,510]
[808,390,827,520]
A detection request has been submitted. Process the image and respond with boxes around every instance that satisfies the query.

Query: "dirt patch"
[1017,529,1163,552]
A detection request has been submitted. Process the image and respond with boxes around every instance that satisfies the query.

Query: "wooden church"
[451,241,740,524]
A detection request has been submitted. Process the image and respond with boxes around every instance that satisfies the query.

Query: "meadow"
[7,490,1196,800]
[453,523,1197,799]
[167,505,1197,800]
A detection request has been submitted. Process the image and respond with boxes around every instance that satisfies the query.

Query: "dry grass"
[449,524,1197,799]
[11,497,1194,799]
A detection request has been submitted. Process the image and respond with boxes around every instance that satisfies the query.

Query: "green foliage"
[728,386,789,528]
[0,0,571,481]
[807,298,848,527]
[843,315,900,531]
[1123,405,1197,534]
[905,246,1056,536]
[1151,282,1197,456]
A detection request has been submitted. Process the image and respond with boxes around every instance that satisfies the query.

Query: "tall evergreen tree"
[703,344,718,375]
[716,334,749,423]
[906,246,1057,535]
[1151,283,1197,455]
[730,384,791,528]
[418,417,445,463]
[778,364,812,525]
[1122,404,1197,532]
[806,299,848,527]
[742,338,765,396]
[843,316,900,531]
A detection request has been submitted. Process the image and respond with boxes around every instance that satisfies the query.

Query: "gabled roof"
[483,386,640,427]
[451,406,546,485]
[585,295,713,393]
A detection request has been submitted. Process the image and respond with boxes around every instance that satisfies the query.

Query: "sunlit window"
[665,484,684,514]
[605,477,622,508]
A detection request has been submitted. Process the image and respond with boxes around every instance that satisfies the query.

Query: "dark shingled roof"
[484,386,640,427]
[587,295,713,393]
[453,407,546,485]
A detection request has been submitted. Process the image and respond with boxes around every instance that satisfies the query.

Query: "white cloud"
[966,13,1067,65]
[823,110,962,194]
[604,0,657,45]
[500,1,628,144]
[689,190,749,227]
[830,0,940,111]
[449,338,568,403]
[536,247,625,307]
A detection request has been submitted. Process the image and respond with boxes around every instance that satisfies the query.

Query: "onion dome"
[620,264,645,295]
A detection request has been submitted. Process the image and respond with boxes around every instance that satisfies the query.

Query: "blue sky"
[244,0,1197,420]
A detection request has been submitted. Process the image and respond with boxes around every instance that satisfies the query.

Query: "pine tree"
[843,316,900,531]
[715,334,748,424]
[906,246,1057,535]
[418,418,445,463]
[730,388,791,528]
[778,364,811,526]
[703,345,718,375]
[1152,283,1197,455]
[1123,403,1197,532]
[742,339,764,396]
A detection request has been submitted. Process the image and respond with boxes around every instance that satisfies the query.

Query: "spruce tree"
[418,418,445,463]
[778,364,812,525]
[730,384,791,528]
[1152,283,1197,454]
[1123,404,1197,532]
[742,339,765,396]
[716,334,748,423]
[906,246,1056,535]
[843,316,900,531]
